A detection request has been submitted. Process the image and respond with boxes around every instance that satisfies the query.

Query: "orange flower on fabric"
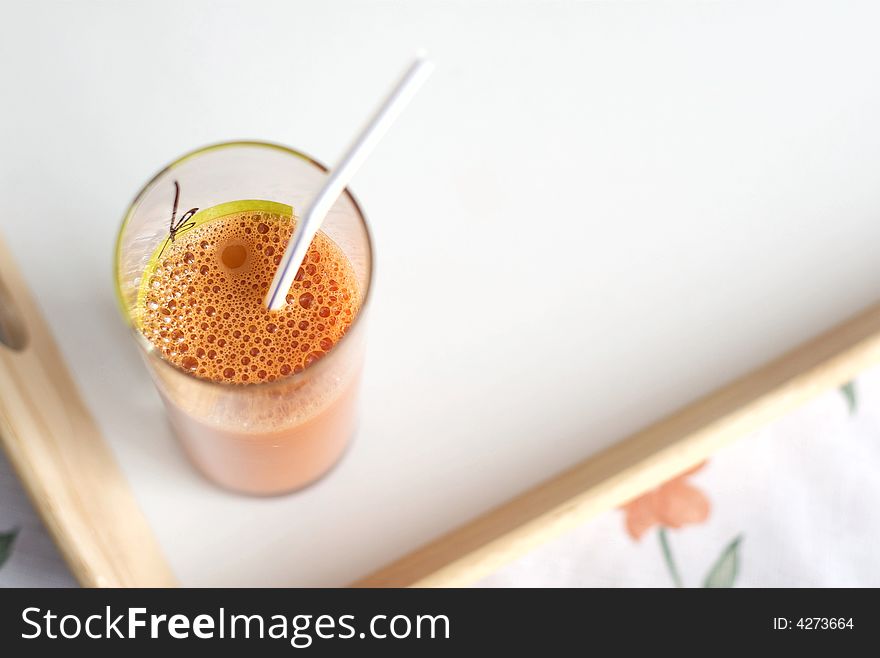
[622,462,710,540]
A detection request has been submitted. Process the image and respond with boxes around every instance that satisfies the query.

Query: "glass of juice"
[114,142,372,495]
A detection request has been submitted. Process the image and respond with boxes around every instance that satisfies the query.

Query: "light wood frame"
[2,235,878,587]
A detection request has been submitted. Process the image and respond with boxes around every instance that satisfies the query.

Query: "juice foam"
[139,208,360,384]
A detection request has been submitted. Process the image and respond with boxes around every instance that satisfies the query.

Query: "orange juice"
[138,205,364,494]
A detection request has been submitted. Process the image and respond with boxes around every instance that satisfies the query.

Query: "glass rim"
[113,139,375,391]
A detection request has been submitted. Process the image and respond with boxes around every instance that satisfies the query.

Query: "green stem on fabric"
[658,527,683,588]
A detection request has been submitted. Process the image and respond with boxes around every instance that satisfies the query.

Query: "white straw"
[265,54,434,311]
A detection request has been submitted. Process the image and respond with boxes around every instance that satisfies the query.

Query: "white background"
[2,0,880,586]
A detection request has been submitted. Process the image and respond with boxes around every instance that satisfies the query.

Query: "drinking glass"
[114,142,372,495]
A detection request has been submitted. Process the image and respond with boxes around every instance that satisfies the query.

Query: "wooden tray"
[5,2,880,587]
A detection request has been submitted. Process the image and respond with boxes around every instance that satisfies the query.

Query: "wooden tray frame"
[2,234,879,587]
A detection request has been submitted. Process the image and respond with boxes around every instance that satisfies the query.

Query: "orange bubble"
[221,244,247,269]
